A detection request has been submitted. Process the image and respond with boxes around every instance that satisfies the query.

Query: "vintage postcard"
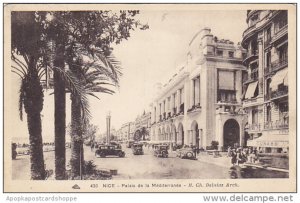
[3,3,296,192]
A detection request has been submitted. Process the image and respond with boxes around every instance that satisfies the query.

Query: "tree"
[11,12,46,180]
[38,11,148,179]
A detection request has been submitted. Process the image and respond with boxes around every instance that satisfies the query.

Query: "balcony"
[264,119,289,130]
[272,24,288,44]
[243,50,258,65]
[247,123,262,132]
[270,86,288,100]
[187,103,201,113]
[243,71,258,84]
[265,59,288,77]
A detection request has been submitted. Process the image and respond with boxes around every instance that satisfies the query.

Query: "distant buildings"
[150,28,247,150]
[241,10,288,153]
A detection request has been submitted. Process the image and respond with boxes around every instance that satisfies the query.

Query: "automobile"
[132,143,144,155]
[153,144,168,158]
[229,153,289,179]
[126,140,135,148]
[95,144,125,158]
[176,146,197,160]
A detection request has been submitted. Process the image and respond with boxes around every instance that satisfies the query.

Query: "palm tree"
[11,12,46,180]
[68,52,120,178]
[37,10,148,179]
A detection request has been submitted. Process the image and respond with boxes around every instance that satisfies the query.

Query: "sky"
[10,9,248,143]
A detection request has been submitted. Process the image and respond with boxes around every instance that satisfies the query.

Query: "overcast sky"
[11,9,248,142]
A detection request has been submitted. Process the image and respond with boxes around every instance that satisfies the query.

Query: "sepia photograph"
[3,3,296,192]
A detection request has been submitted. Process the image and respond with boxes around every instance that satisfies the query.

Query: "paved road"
[12,145,229,180]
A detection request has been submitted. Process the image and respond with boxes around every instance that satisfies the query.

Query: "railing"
[247,49,258,58]
[247,123,261,131]
[264,119,289,130]
[271,58,288,71]
[187,103,201,113]
[217,99,238,104]
[244,71,258,84]
[271,86,288,100]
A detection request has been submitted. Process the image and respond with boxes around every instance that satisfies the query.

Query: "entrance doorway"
[223,119,240,149]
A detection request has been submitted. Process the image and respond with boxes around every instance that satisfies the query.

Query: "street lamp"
[106,111,111,144]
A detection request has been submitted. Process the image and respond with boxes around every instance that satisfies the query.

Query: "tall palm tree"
[11,11,46,180]
[68,51,121,178]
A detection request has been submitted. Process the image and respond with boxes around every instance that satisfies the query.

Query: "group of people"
[227,146,258,165]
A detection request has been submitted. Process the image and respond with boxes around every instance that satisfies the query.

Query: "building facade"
[241,10,288,153]
[150,28,247,150]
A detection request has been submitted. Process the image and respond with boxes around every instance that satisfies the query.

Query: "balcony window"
[179,88,184,105]
[266,105,271,122]
[265,27,272,46]
[275,11,287,33]
[167,97,171,111]
[173,93,177,109]
[192,76,200,106]
[279,45,288,63]
[252,108,258,125]
[279,102,289,126]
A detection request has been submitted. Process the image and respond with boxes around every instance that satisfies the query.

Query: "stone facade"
[241,10,288,153]
[150,28,247,150]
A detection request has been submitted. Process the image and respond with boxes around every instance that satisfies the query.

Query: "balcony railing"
[273,24,288,43]
[187,103,201,113]
[271,86,288,100]
[247,123,261,131]
[243,50,258,65]
[271,58,288,71]
[264,119,289,130]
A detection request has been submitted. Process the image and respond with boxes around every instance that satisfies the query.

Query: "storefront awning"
[270,68,288,90]
[245,81,258,99]
[247,135,288,148]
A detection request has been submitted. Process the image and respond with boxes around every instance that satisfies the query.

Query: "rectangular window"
[217,50,223,56]
[228,51,234,58]
[279,45,288,63]
[218,70,235,90]
[179,88,184,104]
[266,105,271,122]
[252,108,258,124]
[193,76,200,105]
[173,93,177,108]
[266,52,271,68]
[167,97,171,111]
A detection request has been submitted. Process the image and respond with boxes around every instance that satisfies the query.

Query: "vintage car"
[229,153,289,179]
[153,144,168,158]
[176,147,197,160]
[95,144,125,158]
[132,143,144,155]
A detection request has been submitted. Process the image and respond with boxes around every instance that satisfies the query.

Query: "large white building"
[150,28,247,150]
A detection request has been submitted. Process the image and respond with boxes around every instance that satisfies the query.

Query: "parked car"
[229,153,289,179]
[153,144,168,158]
[176,146,197,160]
[132,143,144,155]
[95,144,125,158]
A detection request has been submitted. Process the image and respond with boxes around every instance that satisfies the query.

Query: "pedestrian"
[231,149,237,165]
[227,146,232,157]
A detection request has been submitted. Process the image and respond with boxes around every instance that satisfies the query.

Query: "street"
[12,144,229,180]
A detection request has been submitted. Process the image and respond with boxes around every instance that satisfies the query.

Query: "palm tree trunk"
[27,111,46,180]
[70,94,84,178]
[24,57,46,180]
[54,44,66,180]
